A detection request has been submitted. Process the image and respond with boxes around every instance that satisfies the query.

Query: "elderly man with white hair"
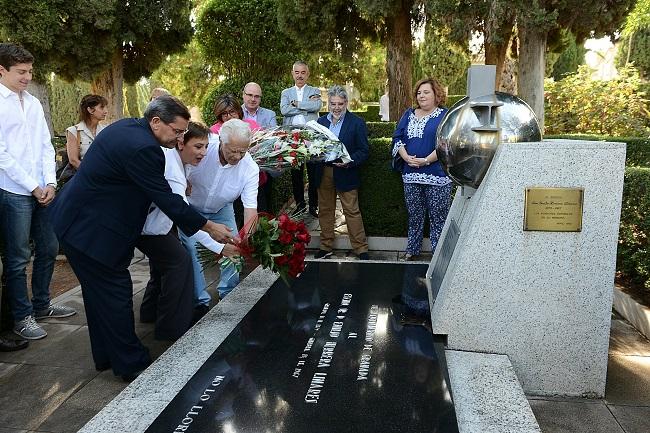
[180,119,259,317]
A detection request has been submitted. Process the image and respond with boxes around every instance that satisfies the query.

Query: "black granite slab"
[147,262,459,433]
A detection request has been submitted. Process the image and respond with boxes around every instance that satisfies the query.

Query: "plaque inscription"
[523,187,584,232]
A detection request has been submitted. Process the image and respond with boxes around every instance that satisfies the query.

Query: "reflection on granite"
[146,262,459,433]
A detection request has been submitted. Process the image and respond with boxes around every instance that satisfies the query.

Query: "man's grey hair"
[292,60,309,70]
[220,119,251,145]
[144,95,190,123]
[327,85,348,101]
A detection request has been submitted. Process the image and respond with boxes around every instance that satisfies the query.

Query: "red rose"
[296,232,310,243]
[279,231,293,245]
[275,255,289,266]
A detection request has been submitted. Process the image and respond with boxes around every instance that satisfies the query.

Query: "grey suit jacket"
[280,85,322,126]
[245,106,277,129]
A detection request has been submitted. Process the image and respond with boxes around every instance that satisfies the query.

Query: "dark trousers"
[291,162,318,208]
[61,241,151,376]
[136,233,194,341]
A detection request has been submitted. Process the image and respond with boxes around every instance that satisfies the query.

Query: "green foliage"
[616,28,650,80]
[358,138,407,236]
[412,25,471,95]
[196,0,302,82]
[446,95,465,109]
[618,167,650,289]
[150,41,220,108]
[367,122,396,138]
[545,135,650,167]
[621,0,650,36]
[309,41,387,102]
[48,75,91,136]
[549,31,586,81]
[545,65,650,137]
[276,0,378,59]
[201,77,291,127]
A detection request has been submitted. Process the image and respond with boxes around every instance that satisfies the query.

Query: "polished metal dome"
[436,92,542,188]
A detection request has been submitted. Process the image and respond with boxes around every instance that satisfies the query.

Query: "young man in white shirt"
[0,43,76,341]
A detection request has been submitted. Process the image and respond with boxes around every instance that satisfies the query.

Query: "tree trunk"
[91,50,124,124]
[28,79,54,137]
[484,25,513,91]
[518,24,547,132]
[386,3,413,121]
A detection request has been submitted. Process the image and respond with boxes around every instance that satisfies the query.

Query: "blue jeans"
[0,189,58,321]
[180,204,239,306]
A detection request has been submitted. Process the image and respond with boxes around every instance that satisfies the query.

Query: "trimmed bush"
[367,121,397,138]
[359,138,407,236]
[618,167,650,289]
[546,135,650,167]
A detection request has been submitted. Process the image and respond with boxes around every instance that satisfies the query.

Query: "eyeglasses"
[166,123,189,137]
[221,109,238,119]
[244,92,261,100]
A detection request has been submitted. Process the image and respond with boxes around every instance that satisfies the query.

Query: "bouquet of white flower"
[248,121,352,172]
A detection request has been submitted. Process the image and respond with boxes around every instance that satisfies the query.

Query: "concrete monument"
[428,65,626,397]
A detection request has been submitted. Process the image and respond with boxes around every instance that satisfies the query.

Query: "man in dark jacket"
[312,85,369,260]
[49,96,233,380]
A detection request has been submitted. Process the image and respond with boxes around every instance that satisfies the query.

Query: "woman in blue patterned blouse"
[391,78,451,261]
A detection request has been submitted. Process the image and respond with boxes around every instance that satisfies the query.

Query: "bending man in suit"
[49,96,234,381]
[313,85,370,261]
[280,61,322,217]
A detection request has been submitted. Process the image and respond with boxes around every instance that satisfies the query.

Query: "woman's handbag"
[390,154,404,173]
[57,129,80,185]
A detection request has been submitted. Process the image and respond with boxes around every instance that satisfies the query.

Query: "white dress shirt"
[186,133,259,214]
[142,148,224,253]
[292,85,306,125]
[0,82,56,195]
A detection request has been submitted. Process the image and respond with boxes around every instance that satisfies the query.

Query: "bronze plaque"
[523,187,584,232]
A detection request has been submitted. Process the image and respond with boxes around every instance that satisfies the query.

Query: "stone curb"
[612,285,650,340]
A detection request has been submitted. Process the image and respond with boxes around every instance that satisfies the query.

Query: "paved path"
[1,201,648,433]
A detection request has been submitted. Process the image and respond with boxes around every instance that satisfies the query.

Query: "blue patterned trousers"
[404,182,452,255]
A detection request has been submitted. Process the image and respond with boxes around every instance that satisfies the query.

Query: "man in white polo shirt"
[0,43,76,342]
[181,119,259,314]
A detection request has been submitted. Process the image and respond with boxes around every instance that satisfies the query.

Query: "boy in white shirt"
[0,43,76,342]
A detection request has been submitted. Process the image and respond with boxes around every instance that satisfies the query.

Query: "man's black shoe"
[0,337,28,352]
[314,250,333,259]
[191,304,210,325]
[95,361,111,372]
[121,369,144,383]
[309,206,318,218]
[358,252,370,260]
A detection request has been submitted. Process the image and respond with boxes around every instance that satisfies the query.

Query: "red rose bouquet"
[199,212,311,285]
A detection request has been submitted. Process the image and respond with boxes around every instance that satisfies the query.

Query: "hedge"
[546,135,650,167]
[618,167,650,289]
[367,122,397,138]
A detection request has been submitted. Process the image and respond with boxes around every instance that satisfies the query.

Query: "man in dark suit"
[49,96,233,380]
[312,85,369,261]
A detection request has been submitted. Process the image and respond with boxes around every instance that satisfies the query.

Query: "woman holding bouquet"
[391,78,451,261]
